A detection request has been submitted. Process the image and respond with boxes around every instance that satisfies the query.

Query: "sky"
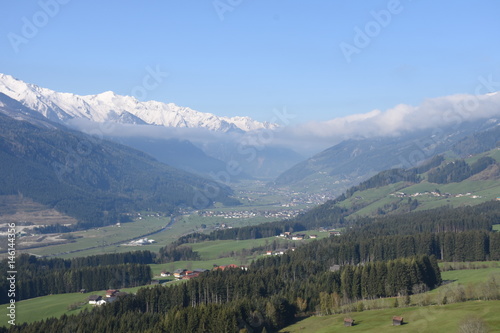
[1,0,500,125]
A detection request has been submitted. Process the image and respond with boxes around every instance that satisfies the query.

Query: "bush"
[458,316,489,333]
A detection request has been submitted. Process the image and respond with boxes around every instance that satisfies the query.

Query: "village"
[198,208,305,220]
[390,191,482,199]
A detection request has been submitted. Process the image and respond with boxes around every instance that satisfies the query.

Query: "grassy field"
[186,232,329,261]
[439,266,500,287]
[493,224,500,232]
[21,215,170,258]
[0,284,151,327]
[149,257,243,277]
[280,263,500,333]
[279,300,500,333]
[336,177,500,217]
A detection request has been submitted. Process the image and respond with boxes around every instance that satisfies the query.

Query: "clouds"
[274,91,500,153]
[68,90,500,157]
[67,117,239,145]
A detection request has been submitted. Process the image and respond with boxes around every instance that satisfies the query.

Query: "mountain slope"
[0,93,237,229]
[273,120,500,195]
[298,147,500,226]
[0,73,276,132]
[113,137,244,178]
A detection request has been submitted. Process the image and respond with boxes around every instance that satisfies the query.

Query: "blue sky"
[1,0,500,123]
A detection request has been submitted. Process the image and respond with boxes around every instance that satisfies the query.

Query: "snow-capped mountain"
[0,73,277,132]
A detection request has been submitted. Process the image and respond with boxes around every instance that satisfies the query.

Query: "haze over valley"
[1,1,500,332]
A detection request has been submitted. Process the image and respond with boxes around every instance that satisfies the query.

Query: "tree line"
[292,230,500,265]
[13,263,151,301]
[158,244,200,263]
[0,251,154,302]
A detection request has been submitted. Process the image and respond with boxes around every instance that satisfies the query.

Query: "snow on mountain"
[0,73,277,132]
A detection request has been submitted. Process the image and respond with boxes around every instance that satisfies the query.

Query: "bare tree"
[458,316,489,333]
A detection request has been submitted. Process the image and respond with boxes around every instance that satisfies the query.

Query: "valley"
[1,75,500,332]
[2,2,500,331]
[8,179,327,259]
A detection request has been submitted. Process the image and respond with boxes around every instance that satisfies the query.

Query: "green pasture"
[21,215,169,258]
[187,237,276,260]
[0,284,150,327]
[280,300,500,333]
[149,257,243,277]
[439,267,500,287]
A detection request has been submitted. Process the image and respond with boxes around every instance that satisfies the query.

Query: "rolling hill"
[299,146,500,224]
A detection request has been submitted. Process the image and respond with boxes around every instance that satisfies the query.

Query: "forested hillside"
[0,251,155,302]
[0,95,238,230]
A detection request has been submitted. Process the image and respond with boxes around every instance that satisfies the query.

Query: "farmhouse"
[182,272,200,280]
[344,318,355,327]
[392,316,404,326]
[106,289,120,298]
[274,249,286,255]
[291,234,305,240]
[88,295,102,305]
[173,269,186,279]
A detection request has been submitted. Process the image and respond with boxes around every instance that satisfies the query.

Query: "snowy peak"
[0,73,277,132]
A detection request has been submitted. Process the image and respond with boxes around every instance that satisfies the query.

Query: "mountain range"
[0,93,237,230]
[0,73,276,133]
[3,73,500,191]
[0,73,306,179]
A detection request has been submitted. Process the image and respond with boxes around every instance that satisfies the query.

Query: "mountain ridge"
[273,120,500,195]
[0,73,277,133]
[0,93,238,230]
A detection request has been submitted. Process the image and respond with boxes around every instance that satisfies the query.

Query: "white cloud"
[274,91,500,153]
[68,91,500,157]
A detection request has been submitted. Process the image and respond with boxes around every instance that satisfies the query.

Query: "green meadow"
[279,300,500,333]
[280,262,500,333]
[1,285,149,327]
